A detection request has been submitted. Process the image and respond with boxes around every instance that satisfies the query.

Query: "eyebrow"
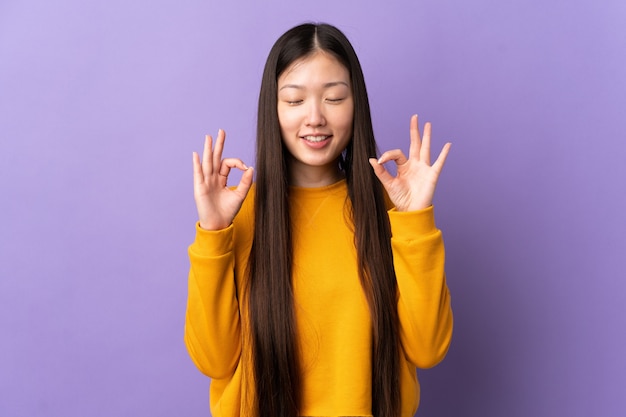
[279,81,350,91]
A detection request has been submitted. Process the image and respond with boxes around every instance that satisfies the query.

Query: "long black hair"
[248,22,400,417]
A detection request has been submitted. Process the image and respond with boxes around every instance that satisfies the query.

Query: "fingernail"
[243,164,248,170]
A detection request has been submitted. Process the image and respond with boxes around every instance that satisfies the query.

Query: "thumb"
[369,158,394,186]
[235,167,254,197]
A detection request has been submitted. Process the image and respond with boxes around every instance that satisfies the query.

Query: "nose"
[305,101,326,127]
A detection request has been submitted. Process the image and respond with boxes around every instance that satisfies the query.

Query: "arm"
[390,207,452,368]
[185,224,241,378]
[185,129,253,378]
[370,115,453,367]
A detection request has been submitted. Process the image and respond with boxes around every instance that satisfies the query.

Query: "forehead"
[278,51,350,86]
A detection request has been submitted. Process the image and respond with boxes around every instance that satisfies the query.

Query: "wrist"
[396,200,432,212]
[198,218,231,231]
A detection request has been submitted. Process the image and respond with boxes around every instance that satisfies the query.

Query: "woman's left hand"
[369,114,451,212]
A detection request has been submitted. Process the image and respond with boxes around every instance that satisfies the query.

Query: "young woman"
[185,23,453,417]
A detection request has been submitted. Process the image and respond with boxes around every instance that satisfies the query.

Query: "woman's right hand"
[192,129,254,230]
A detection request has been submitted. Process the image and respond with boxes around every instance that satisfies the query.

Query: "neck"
[287,159,344,188]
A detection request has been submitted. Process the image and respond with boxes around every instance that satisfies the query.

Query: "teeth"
[303,135,328,142]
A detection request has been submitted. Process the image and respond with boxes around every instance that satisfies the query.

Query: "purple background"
[1,0,625,416]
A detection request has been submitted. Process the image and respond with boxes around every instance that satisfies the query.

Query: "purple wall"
[1,0,625,416]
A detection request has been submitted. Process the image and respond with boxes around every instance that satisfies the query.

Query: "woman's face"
[277,51,354,186]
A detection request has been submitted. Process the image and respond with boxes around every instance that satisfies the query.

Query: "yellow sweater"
[185,180,452,417]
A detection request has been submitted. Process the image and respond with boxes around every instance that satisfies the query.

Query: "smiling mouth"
[302,135,330,143]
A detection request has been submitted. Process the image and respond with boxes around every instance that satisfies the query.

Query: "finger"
[213,129,226,170]
[408,114,421,160]
[420,122,432,165]
[219,158,249,175]
[192,151,204,184]
[432,142,452,173]
[202,134,213,176]
[218,158,249,187]
[369,158,395,186]
[377,149,408,166]
[235,167,254,197]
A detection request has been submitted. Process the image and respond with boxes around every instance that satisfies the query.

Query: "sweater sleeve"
[389,206,453,369]
[184,222,241,379]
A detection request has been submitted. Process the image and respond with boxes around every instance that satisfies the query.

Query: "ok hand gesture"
[192,129,254,230]
[369,115,451,212]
